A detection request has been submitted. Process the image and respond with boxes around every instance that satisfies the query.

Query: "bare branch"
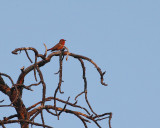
[58,97,70,116]
[75,91,84,101]
[4,47,111,128]
[27,97,90,115]
[77,58,97,116]
[40,111,45,128]
[12,47,45,60]
[0,100,4,103]
[3,114,18,121]
[0,73,14,86]
[27,81,42,88]
[24,49,33,63]
[30,111,41,121]
[63,46,70,61]
[46,109,57,116]
[0,119,53,128]
[58,51,64,94]
[33,55,38,81]
[29,105,111,128]
[43,43,47,57]
[36,66,46,106]
[51,52,108,86]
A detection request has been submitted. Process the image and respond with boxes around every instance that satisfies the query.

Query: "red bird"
[47,39,66,51]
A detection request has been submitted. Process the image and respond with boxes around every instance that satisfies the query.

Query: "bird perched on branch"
[47,39,66,51]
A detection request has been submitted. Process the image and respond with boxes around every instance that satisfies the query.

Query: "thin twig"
[0,100,4,103]
[63,46,70,61]
[41,111,45,128]
[53,51,64,119]
[12,47,45,60]
[30,111,41,121]
[24,49,33,63]
[58,97,70,116]
[36,66,46,106]
[33,56,38,81]
[27,81,42,88]
[57,51,64,93]
[43,43,47,57]
[0,73,19,105]
[78,58,97,116]
[27,97,90,115]
[0,121,6,128]
[46,109,57,116]
[0,73,14,86]
[75,91,85,101]
[53,86,59,119]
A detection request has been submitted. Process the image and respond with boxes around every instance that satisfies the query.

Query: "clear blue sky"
[0,1,160,128]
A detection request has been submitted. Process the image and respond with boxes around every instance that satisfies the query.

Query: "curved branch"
[12,47,45,60]
[0,73,14,86]
[77,58,97,116]
[29,105,111,128]
[67,53,108,86]
[14,50,107,86]
[36,66,46,106]
[27,97,90,115]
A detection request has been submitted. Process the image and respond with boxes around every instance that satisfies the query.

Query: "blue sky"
[0,1,160,128]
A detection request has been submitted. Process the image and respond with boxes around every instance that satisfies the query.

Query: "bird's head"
[60,39,66,41]
[59,39,66,45]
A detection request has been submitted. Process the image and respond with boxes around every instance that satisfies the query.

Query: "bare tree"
[0,45,112,128]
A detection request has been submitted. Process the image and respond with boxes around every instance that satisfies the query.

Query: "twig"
[78,58,97,116]
[29,105,110,128]
[109,112,112,128]
[30,111,41,121]
[3,114,17,121]
[53,86,59,119]
[46,109,57,116]
[58,52,64,94]
[0,104,13,108]
[36,66,46,106]
[53,51,64,119]
[0,73,14,86]
[41,111,45,128]
[63,52,108,86]
[75,91,85,101]
[24,49,33,63]
[27,97,90,115]
[0,100,4,103]
[14,84,33,91]
[12,47,45,60]
[72,113,88,128]
[0,121,6,128]
[58,97,70,116]
[0,73,20,106]
[63,46,70,61]
[33,55,38,81]
[27,81,42,88]
[43,43,47,57]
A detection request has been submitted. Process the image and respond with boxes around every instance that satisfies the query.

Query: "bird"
[47,39,66,51]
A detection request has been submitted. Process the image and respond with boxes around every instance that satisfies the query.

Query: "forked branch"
[0,46,111,128]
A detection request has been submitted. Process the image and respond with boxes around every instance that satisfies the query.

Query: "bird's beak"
[64,40,66,41]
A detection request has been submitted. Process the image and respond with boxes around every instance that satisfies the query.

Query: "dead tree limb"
[0,46,111,128]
